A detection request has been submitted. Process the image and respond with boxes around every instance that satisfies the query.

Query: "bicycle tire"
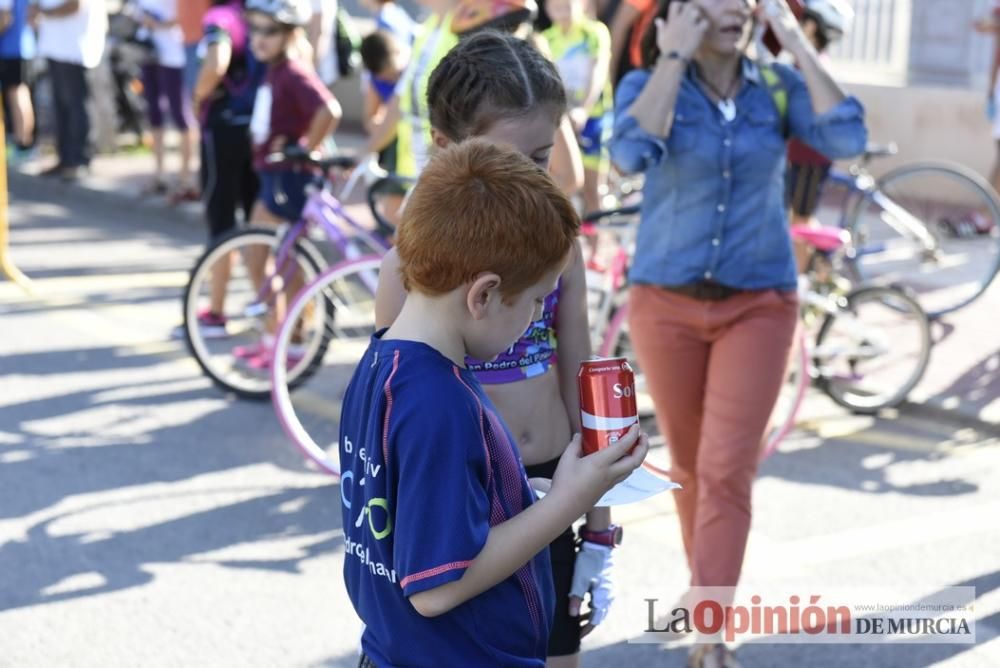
[271,255,384,477]
[845,161,1000,318]
[183,227,331,399]
[367,174,414,237]
[814,285,932,414]
[760,328,809,460]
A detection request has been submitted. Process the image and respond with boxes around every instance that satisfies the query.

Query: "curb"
[8,170,204,228]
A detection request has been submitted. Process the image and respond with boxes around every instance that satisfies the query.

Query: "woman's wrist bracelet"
[657,50,691,67]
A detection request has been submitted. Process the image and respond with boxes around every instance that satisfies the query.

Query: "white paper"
[533,466,680,507]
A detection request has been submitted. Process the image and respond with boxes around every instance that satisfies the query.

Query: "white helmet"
[805,0,854,40]
[245,0,313,27]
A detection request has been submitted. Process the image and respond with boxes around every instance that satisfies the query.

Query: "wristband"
[659,50,691,66]
[579,524,623,548]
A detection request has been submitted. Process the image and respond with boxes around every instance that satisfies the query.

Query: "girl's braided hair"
[427,30,567,142]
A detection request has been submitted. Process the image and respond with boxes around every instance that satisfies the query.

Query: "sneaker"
[242,344,306,371]
[170,309,229,340]
[233,334,274,360]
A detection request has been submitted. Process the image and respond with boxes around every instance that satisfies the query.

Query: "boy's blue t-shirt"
[0,0,36,60]
[340,333,554,667]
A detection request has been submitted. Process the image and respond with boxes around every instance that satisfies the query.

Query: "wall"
[839,81,994,181]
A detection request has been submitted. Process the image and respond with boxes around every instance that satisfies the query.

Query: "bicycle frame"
[246,177,393,314]
[827,167,938,256]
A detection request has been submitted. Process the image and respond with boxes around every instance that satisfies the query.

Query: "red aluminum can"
[578,357,638,455]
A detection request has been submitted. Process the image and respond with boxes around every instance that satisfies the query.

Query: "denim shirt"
[610,59,868,291]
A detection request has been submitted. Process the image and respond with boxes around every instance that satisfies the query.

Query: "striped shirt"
[340,333,554,667]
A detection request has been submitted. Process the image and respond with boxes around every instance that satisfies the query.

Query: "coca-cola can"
[579,356,638,455]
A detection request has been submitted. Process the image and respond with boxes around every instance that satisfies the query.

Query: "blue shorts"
[258,169,315,222]
[578,114,611,170]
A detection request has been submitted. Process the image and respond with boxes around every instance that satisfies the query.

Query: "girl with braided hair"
[373,31,613,668]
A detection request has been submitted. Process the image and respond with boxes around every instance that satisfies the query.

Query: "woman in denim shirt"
[609,0,865,664]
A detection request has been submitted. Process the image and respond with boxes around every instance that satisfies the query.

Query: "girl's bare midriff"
[483,367,572,467]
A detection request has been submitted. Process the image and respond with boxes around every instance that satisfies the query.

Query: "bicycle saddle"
[790,224,850,252]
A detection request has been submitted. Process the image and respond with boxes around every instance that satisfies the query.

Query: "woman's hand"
[758,0,811,58]
[655,2,709,61]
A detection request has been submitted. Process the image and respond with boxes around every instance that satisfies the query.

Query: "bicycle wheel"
[846,162,1000,317]
[760,329,809,460]
[271,256,383,477]
[183,227,332,399]
[814,285,932,414]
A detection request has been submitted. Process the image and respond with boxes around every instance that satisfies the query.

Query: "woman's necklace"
[697,69,741,122]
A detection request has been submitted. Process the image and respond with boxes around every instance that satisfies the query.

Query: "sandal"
[168,184,201,205]
[142,178,169,196]
[688,643,742,668]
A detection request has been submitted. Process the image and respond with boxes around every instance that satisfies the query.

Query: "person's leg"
[46,59,71,168]
[70,63,92,167]
[142,63,166,186]
[691,290,798,590]
[627,285,711,572]
[11,82,35,148]
[161,65,197,191]
[202,123,242,316]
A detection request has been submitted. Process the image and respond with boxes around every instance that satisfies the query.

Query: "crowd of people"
[6,0,870,667]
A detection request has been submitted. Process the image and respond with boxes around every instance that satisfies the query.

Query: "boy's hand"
[549,425,648,512]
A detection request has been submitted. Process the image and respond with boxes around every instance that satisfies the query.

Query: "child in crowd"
[0,0,36,164]
[245,0,340,224]
[137,0,198,200]
[340,138,647,667]
[177,0,264,339]
[236,0,341,368]
[784,0,853,268]
[543,0,612,214]
[360,29,408,172]
[362,0,416,45]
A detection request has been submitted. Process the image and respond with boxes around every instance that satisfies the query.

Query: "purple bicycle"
[182,149,392,400]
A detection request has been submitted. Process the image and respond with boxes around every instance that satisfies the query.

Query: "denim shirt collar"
[685,56,763,88]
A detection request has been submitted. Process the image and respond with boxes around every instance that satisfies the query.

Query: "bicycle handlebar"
[581,205,640,223]
[265,146,360,171]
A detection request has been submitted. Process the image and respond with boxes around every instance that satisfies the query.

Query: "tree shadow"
[0,482,343,613]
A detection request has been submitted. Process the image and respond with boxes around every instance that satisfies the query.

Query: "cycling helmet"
[805,0,855,41]
[452,0,538,35]
[245,0,313,27]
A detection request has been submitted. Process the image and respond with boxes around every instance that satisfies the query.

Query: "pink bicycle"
[581,209,933,475]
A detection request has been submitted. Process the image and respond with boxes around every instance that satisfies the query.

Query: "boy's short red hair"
[396,139,580,300]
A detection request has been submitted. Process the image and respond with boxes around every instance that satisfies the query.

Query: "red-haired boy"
[339,139,647,667]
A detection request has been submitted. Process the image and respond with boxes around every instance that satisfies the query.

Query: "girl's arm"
[193,40,231,112]
[366,95,402,154]
[303,98,343,151]
[363,85,384,136]
[549,115,585,196]
[579,29,612,115]
[555,241,613,532]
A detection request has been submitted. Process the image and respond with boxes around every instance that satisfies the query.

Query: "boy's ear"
[466,273,502,320]
[430,128,451,151]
